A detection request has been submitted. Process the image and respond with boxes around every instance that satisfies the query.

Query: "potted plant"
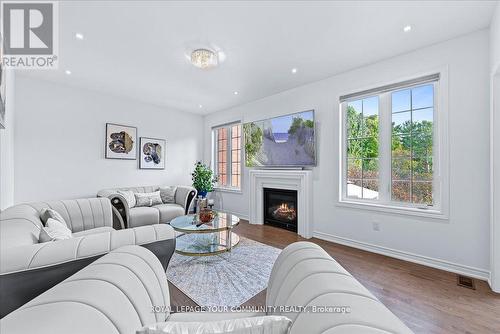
[191,161,217,198]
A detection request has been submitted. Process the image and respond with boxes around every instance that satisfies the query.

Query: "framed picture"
[105,123,137,160]
[0,32,6,130]
[140,137,166,169]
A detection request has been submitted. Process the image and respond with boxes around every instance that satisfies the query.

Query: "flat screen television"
[244,110,316,167]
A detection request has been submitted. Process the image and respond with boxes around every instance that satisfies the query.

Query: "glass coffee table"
[169,211,240,256]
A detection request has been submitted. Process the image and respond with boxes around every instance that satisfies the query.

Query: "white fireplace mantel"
[249,169,313,239]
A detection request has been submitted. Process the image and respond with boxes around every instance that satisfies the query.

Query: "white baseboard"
[313,231,490,281]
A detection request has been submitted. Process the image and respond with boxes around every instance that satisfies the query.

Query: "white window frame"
[211,121,243,192]
[338,70,449,220]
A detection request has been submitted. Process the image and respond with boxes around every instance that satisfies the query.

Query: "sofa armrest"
[0,245,170,334]
[265,242,413,334]
[174,186,197,214]
[97,190,129,229]
[0,225,176,318]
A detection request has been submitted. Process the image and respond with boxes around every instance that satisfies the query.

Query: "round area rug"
[166,237,281,307]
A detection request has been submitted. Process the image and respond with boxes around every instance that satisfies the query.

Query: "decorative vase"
[195,197,207,214]
[198,190,208,198]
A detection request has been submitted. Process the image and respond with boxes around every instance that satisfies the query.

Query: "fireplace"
[263,188,298,232]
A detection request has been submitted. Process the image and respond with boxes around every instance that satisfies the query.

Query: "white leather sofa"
[0,198,176,318]
[0,242,413,334]
[97,185,197,228]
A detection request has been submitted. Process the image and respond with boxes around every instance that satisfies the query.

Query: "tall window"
[213,122,242,190]
[347,96,379,199]
[341,74,445,214]
[391,85,434,204]
[216,127,228,186]
[231,124,241,188]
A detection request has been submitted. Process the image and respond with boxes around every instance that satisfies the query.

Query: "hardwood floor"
[169,220,500,334]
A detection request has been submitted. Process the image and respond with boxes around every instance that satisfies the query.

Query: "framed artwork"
[105,123,137,160]
[0,32,6,130]
[140,137,166,169]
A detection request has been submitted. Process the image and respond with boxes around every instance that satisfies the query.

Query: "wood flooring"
[168,220,500,334]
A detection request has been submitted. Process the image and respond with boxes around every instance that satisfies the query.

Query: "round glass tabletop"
[169,211,240,233]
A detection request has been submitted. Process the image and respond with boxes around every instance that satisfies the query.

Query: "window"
[340,74,446,216]
[212,122,242,190]
[346,96,380,200]
[216,127,228,186]
[230,124,242,188]
[391,85,434,204]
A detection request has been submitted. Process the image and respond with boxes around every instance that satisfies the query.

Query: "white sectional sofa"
[0,197,176,318]
[0,242,413,334]
[97,185,197,228]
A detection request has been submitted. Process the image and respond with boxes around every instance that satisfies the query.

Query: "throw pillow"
[118,190,136,208]
[137,316,292,334]
[159,186,177,204]
[39,218,73,243]
[135,191,163,207]
[40,208,68,227]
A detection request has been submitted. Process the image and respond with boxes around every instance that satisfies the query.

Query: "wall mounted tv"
[244,110,316,167]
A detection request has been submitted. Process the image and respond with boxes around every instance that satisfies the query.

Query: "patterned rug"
[166,237,281,307]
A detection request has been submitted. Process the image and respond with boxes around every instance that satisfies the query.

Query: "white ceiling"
[22,1,497,114]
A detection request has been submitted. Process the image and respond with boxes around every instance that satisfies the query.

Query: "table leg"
[227,229,232,252]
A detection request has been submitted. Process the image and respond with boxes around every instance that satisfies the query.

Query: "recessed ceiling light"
[199,104,203,109]
[403,25,412,33]
[233,91,239,95]
[291,68,297,74]
[65,70,72,75]
[75,33,84,40]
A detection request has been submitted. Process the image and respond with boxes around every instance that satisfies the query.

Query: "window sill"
[336,200,448,221]
[214,187,243,194]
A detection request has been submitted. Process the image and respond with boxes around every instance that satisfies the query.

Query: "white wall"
[14,76,203,202]
[204,30,491,278]
[491,2,500,71]
[0,70,15,210]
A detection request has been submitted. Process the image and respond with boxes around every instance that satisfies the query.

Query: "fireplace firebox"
[263,188,298,232]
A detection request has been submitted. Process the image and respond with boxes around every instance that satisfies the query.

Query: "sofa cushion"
[135,191,163,207]
[39,218,73,242]
[159,186,177,204]
[118,190,136,208]
[72,226,114,237]
[129,207,160,228]
[153,204,184,223]
[39,208,67,227]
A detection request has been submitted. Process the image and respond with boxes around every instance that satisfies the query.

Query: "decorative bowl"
[199,209,216,223]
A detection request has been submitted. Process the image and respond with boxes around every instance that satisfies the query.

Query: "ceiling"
[22,1,497,114]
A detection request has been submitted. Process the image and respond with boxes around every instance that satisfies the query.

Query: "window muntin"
[213,123,242,190]
[342,79,439,212]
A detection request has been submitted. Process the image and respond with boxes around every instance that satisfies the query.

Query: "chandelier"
[190,48,218,69]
